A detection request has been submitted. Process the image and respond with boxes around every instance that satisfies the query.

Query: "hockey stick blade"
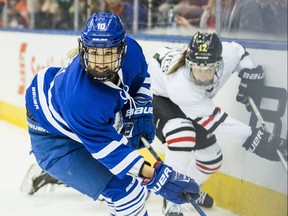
[140,137,207,216]
[248,97,287,172]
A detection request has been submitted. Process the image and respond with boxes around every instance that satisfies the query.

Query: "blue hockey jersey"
[25,36,152,179]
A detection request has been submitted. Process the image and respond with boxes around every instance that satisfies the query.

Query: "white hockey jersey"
[148,41,255,120]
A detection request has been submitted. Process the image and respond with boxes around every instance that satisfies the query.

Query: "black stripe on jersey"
[166,126,195,137]
[207,112,228,133]
[168,146,195,152]
[195,154,223,174]
[153,53,161,64]
[196,154,223,165]
[194,107,220,123]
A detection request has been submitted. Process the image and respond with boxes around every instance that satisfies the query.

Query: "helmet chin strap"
[89,70,116,82]
[194,78,213,87]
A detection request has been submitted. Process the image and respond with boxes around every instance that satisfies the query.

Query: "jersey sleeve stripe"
[143,77,151,84]
[37,69,81,142]
[128,158,145,176]
[110,151,143,176]
[137,86,152,98]
[48,81,70,127]
[92,136,128,159]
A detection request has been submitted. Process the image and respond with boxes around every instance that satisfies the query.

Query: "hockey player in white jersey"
[148,32,283,216]
[24,12,200,216]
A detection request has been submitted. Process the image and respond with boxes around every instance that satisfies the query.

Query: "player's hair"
[67,47,79,59]
[168,50,187,75]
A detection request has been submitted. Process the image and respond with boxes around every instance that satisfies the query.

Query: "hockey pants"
[27,117,148,216]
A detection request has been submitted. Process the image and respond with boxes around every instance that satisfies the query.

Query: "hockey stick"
[248,97,287,172]
[140,137,207,216]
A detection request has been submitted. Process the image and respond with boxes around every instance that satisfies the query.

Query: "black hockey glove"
[236,66,264,112]
[242,128,284,161]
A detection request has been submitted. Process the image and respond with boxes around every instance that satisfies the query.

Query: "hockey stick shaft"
[247,97,287,172]
[140,137,207,216]
[247,97,268,131]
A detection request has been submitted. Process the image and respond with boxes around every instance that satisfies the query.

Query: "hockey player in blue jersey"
[24,12,200,215]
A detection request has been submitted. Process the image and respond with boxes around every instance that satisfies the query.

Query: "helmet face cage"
[185,58,224,90]
[79,12,126,82]
[79,39,126,82]
[185,32,223,90]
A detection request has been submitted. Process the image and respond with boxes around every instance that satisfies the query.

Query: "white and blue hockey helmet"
[78,12,127,82]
